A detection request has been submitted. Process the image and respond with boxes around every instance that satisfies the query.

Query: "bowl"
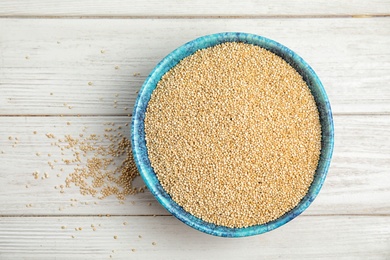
[131,32,334,237]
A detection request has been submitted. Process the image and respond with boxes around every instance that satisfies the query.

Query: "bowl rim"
[131,32,334,237]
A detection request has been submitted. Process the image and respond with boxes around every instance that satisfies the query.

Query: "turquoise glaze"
[131,32,334,237]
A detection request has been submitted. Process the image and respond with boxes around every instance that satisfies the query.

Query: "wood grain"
[0,0,389,17]
[0,115,389,216]
[1,2,390,257]
[0,116,167,216]
[1,18,390,115]
[0,216,389,259]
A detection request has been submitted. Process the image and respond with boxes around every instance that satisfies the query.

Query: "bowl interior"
[131,32,334,237]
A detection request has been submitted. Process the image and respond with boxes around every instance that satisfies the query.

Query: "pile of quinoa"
[63,135,140,200]
[144,42,321,228]
[40,123,142,201]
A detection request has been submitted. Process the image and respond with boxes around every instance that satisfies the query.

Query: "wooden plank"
[0,116,167,216]
[311,115,390,215]
[0,0,389,17]
[1,18,390,115]
[0,215,389,259]
[0,115,389,216]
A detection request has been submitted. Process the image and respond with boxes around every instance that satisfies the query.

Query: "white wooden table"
[1,1,390,259]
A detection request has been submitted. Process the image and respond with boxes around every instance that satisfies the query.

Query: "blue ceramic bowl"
[131,32,334,237]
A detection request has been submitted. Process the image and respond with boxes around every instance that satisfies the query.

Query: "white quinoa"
[62,135,140,200]
[144,42,322,228]
[38,123,141,201]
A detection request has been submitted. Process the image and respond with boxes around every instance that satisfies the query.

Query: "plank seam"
[0,214,389,218]
[1,112,390,117]
[0,14,389,19]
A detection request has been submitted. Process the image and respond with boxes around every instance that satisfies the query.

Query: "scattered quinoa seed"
[59,131,139,200]
[32,171,39,179]
[144,42,322,228]
[35,120,141,205]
